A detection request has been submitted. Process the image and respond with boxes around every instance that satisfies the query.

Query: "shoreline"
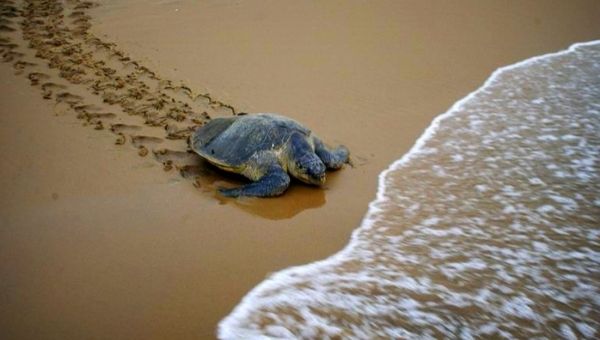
[218,39,600,338]
[2,0,600,338]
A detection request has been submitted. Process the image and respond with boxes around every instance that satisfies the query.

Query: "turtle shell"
[190,114,311,171]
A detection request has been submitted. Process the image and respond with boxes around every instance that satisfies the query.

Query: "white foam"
[475,184,489,192]
[501,296,538,321]
[422,216,441,226]
[538,134,559,141]
[479,322,499,335]
[218,40,600,339]
[549,195,578,211]
[531,98,545,104]
[532,241,549,252]
[560,323,578,340]
[537,204,559,214]
[528,177,545,185]
[576,322,596,338]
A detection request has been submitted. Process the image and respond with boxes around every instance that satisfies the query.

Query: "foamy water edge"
[218,40,600,339]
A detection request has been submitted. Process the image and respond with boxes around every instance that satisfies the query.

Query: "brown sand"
[1,0,599,339]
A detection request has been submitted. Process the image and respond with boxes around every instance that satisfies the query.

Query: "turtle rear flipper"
[191,117,237,150]
[219,164,290,197]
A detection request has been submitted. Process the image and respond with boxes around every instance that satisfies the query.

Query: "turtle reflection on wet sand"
[190,113,350,197]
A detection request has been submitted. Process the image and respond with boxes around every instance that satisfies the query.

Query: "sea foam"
[218,41,600,339]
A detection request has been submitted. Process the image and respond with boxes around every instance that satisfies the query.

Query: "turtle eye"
[297,162,303,169]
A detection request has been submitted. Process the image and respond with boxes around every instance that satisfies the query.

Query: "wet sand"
[1,0,600,339]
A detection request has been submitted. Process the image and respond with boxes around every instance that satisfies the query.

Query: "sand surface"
[1,0,599,339]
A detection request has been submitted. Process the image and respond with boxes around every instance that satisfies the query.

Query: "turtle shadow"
[220,180,327,220]
[182,158,327,220]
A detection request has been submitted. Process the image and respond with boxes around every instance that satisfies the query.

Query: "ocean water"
[218,41,600,339]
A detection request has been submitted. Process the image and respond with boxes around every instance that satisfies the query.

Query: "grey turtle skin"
[190,113,350,197]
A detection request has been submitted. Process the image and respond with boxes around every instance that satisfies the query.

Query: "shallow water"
[219,42,600,338]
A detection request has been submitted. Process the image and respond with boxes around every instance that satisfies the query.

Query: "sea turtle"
[190,113,349,197]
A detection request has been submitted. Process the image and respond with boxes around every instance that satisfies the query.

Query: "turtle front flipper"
[313,137,350,169]
[219,164,290,198]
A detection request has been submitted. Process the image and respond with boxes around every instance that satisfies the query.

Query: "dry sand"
[1,0,599,339]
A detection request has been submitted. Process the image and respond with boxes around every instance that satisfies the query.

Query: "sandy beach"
[1,0,600,338]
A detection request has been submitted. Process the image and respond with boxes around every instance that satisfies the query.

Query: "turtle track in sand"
[0,0,241,188]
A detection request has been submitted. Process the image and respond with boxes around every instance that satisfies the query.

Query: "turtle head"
[287,132,326,185]
[290,153,326,185]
